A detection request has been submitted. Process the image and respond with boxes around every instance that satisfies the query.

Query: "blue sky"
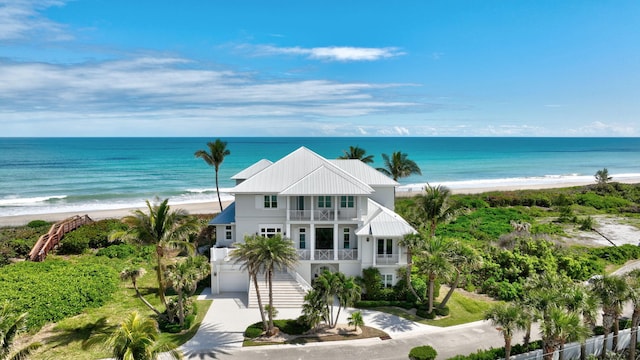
[1,0,638,137]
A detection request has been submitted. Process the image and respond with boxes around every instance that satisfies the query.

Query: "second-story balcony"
[295,249,359,261]
[288,208,358,222]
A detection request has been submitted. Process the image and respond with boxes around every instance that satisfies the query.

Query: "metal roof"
[280,165,373,195]
[329,159,399,186]
[231,159,273,180]
[231,147,374,195]
[208,202,236,225]
[355,199,416,237]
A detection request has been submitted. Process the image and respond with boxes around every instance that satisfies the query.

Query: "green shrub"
[435,305,450,316]
[579,216,595,231]
[245,322,264,338]
[7,238,34,257]
[409,345,437,360]
[27,220,49,228]
[96,243,138,259]
[58,235,89,254]
[61,219,127,249]
[575,192,632,210]
[0,259,119,330]
[273,319,310,335]
[361,267,382,299]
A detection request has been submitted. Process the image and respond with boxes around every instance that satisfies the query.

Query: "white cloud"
[0,56,423,135]
[0,0,71,41]
[569,121,636,136]
[254,45,405,62]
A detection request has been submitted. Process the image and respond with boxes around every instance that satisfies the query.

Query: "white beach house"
[209,147,416,299]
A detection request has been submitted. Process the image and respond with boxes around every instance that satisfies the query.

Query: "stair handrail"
[28,214,93,261]
[287,268,312,292]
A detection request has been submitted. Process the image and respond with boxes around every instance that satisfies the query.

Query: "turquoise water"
[1,137,639,216]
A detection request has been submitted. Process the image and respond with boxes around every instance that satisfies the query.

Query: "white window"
[299,228,306,249]
[264,195,278,208]
[259,225,282,238]
[377,238,393,257]
[343,228,350,249]
[340,196,354,208]
[381,274,394,288]
[225,225,232,240]
[317,196,332,208]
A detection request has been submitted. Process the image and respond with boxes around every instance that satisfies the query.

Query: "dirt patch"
[250,324,388,345]
[560,215,640,247]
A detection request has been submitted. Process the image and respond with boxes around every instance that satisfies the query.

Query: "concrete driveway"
[179,289,512,360]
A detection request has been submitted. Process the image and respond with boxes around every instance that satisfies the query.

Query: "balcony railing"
[338,249,358,260]
[297,249,310,260]
[376,254,399,265]
[314,249,334,260]
[288,208,358,221]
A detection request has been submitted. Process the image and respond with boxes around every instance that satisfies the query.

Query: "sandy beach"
[1,177,639,228]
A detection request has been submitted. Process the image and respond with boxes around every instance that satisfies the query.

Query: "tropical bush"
[58,234,90,254]
[96,243,139,259]
[0,259,119,330]
[27,220,49,228]
[408,345,437,360]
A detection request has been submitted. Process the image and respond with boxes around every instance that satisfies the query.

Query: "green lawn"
[370,290,496,327]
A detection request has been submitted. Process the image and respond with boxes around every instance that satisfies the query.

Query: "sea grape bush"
[0,259,119,330]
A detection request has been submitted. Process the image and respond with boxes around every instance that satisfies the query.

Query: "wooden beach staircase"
[28,215,93,262]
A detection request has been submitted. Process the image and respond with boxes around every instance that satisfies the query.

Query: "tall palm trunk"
[177,289,185,327]
[523,323,532,348]
[630,308,640,360]
[267,270,276,336]
[406,249,421,302]
[131,278,164,319]
[543,343,555,360]
[156,245,167,308]
[215,167,222,212]
[439,269,460,309]
[504,335,512,360]
[559,341,566,360]
[613,318,620,352]
[252,272,268,332]
[428,273,436,313]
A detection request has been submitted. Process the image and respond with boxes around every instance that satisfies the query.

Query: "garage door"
[219,271,249,292]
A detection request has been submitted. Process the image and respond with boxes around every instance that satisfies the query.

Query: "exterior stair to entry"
[248,272,308,309]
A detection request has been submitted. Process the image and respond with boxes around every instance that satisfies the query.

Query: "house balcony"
[288,209,358,222]
[296,249,358,261]
[376,254,400,265]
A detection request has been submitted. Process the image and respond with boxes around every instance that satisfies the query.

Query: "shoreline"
[1,177,639,227]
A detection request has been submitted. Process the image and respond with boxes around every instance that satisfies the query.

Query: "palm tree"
[415,184,456,237]
[540,306,589,360]
[439,242,481,309]
[590,274,628,357]
[338,146,374,163]
[377,151,421,181]
[347,311,364,331]
[301,289,328,333]
[563,284,599,360]
[0,302,41,360]
[416,236,454,313]
[595,168,612,186]
[120,268,163,319]
[485,302,525,360]
[251,234,298,336]
[312,270,361,328]
[87,311,182,360]
[117,198,199,310]
[194,139,231,211]
[165,255,210,327]
[626,269,640,360]
[397,233,423,302]
[230,235,268,332]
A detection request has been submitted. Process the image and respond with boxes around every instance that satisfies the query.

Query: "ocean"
[1,137,639,217]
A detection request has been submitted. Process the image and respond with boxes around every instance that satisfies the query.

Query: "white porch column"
[334,195,339,221]
[357,237,362,261]
[310,196,315,221]
[372,238,376,266]
[333,224,339,261]
[286,196,290,222]
[397,239,402,265]
[310,223,315,260]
